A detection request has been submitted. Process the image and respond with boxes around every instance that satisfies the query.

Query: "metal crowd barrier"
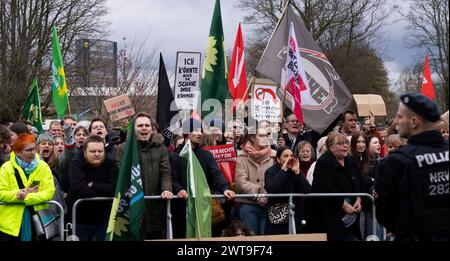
[0,200,65,241]
[70,193,377,241]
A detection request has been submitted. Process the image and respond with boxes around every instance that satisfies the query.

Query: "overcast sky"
[104,0,422,89]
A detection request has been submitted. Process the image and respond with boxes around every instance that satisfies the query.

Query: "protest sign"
[103,94,135,122]
[203,144,236,183]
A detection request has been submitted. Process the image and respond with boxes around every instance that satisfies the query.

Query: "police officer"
[375,93,448,241]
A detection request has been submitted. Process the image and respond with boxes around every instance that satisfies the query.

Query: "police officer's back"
[375,93,448,241]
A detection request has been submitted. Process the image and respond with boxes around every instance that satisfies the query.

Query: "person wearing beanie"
[375,92,448,241]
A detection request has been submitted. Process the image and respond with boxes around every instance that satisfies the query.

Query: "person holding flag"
[116,112,173,240]
[171,118,235,238]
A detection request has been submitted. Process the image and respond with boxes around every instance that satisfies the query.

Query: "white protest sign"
[251,80,282,122]
[174,52,201,109]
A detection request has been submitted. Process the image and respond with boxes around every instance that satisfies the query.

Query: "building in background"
[77,39,118,88]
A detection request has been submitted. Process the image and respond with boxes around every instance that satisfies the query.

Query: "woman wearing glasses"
[311,131,363,241]
[0,134,55,241]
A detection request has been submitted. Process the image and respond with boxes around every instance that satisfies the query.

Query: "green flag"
[51,26,68,118]
[106,121,145,241]
[179,140,212,238]
[200,0,229,118]
[21,78,43,134]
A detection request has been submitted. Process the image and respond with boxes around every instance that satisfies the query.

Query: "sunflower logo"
[29,104,38,123]
[106,194,129,240]
[57,66,67,96]
[202,36,218,78]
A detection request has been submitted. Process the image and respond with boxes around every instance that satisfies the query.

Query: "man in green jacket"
[117,112,173,239]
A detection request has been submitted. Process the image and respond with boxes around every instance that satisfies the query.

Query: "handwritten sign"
[103,94,135,122]
[203,144,237,183]
[174,52,201,109]
[251,80,281,122]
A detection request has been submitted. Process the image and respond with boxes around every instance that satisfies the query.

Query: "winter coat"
[67,151,118,225]
[0,152,55,236]
[311,151,363,241]
[235,149,276,204]
[118,133,172,233]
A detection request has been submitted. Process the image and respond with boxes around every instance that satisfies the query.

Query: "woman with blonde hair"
[311,131,363,241]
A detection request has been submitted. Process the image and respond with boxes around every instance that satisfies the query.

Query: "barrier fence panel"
[0,200,65,241]
[70,193,378,241]
[71,196,172,240]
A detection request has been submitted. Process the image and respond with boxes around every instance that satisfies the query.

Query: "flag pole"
[188,141,203,239]
[67,94,72,115]
[255,1,290,71]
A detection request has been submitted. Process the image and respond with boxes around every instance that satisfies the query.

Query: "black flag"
[255,3,352,134]
[157,53,179,146]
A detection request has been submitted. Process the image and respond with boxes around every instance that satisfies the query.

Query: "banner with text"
[251,79,282,123]
[203,144,236,183]
[103,94,135,122]
[174,52,201,109]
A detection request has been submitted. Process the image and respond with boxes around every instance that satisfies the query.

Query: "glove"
[64,123,75,145]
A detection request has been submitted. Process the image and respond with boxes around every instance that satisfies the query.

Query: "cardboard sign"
[353,94,387,117]
[174,52,201,109]
[251,78,282,122]
[203,144,236,183]
[103,94,135,122]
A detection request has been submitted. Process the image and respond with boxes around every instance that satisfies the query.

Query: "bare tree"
[238,0,394,52]
[402,0,449,110]
[0,0,109,120]
[393,63,423,94]
[72,37,160,127]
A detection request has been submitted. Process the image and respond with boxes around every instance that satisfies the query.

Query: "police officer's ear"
[410,115,422,129]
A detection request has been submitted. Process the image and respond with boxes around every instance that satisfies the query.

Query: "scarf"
[241,141,272,164]
[15,156,38,176]
[20,208,32,241]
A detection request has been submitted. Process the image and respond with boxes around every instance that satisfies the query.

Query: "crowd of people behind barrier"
[0,93,448,241]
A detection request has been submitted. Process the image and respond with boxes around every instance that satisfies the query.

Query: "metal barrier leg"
[288,195,296,234]
[166,199,173,239]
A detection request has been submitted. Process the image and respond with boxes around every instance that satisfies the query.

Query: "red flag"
[284,23,313,125]
[191,111,201,121]
[228,23,248,104]
[421,55,435,100]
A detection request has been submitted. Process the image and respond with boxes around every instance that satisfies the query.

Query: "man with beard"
[117,112,173,239]
[67,135,118,241]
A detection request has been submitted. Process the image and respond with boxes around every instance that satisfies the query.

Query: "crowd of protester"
[0,94,448,241]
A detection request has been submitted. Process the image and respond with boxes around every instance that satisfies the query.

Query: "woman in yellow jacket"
[0,133,55,241]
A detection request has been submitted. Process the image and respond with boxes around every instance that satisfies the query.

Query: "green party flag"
[106,121,145,241]
[51,26,68,118]
[179,140,212,238]
[200,0,229,118]
[21,78,43,134]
